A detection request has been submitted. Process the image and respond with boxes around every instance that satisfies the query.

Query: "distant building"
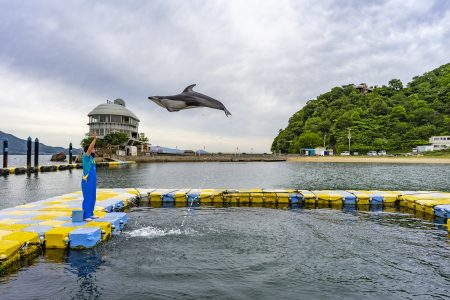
[429,136,450,150]
[415,145,434,153]
[87,99,140,139]
[354,83,373,94]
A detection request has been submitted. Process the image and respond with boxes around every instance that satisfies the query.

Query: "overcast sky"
[0,0,449,152]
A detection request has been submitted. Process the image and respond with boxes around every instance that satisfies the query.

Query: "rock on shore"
[50,152,66,162]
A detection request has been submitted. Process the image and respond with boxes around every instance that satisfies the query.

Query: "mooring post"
[2,139,8,168]
[69,142,73,164]
[26,137,32,170]
[34,138,39,168]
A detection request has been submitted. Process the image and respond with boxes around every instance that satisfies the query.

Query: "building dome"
[87,99,140,139]
[88,99,140,121]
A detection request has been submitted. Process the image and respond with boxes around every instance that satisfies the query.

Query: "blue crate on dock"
[369,194,384,205]
[434,204,450,219]
[162,192,176,203]
[69,227,101,249]
[97,202,114,213]
[341,191,357,205]
[109,198,125,210]
[289,193,304,204]
[187,191,201,202]
[23,225,53,239]
[104,212,128,230]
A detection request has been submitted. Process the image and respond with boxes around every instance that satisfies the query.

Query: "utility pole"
[347,128,352,154]
[323,133,326,148]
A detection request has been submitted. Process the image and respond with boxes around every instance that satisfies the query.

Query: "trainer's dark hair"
[84,145,89,153]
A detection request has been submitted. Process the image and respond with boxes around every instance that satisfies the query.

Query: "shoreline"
[286,156,450,164]
[117,154,286,163]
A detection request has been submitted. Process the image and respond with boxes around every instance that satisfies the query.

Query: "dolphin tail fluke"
[223,108,232,117]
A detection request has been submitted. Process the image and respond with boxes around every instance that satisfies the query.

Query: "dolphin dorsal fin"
[183,84,196,93]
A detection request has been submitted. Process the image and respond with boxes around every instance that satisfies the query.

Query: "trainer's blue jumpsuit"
[81,154,96,219]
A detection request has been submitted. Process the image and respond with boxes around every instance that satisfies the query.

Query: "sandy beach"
[287,155,450,164]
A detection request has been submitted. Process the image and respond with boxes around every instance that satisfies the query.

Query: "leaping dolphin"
[148,84,232,117]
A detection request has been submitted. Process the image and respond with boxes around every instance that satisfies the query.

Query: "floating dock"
[0,188,144,274]
[1,188,450,275]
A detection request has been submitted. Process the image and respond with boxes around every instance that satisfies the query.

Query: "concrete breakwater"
[118,154,286,163]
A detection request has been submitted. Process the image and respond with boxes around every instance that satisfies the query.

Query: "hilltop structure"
[354,83,373,94]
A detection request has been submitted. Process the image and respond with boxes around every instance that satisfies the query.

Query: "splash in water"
[181,195,197,227]
[126,226,198,238]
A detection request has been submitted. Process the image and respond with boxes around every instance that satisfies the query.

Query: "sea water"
[1,162,450,299]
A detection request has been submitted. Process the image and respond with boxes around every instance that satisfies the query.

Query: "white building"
[429,136,450,150]
[87,99,140,139]
[416,145,434,153]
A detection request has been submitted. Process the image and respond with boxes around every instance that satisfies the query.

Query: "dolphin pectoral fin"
[182,84,196,93]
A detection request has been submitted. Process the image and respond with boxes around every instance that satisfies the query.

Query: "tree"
[139,133,149,143]
[297,132,322,149]
[103,133,129,146]
[388,79,403,91]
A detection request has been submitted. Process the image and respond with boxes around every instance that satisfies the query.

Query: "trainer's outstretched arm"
[87,132,97,156]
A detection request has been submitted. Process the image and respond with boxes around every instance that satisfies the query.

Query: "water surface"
[1,162,449,299]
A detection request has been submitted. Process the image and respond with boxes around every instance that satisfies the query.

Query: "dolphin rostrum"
[148,84,231,117]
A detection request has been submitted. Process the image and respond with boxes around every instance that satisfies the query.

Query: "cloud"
[0,0,449,151]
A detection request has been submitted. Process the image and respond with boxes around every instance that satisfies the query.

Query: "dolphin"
[148,84,231,117]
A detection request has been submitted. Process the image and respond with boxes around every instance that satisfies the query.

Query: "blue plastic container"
[96,217,121,235]
[104,212,128,230]
[108,198,125,210]
[162,192,176,203]
[341,191,356,205]
[289,193,304,204]
[69,227,101,248]
[187,192,200,203]
[370,194,384,205]
[72,210,84,222]
[434,204,450,219]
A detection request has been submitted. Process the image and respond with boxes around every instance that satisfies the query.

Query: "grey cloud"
[0,0,449,151]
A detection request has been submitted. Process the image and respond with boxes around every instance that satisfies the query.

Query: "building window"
[111,115,121,123]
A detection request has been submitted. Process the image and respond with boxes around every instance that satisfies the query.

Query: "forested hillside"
[272,63,450,153]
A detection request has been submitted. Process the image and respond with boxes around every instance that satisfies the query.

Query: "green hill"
[272,63,450,154]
